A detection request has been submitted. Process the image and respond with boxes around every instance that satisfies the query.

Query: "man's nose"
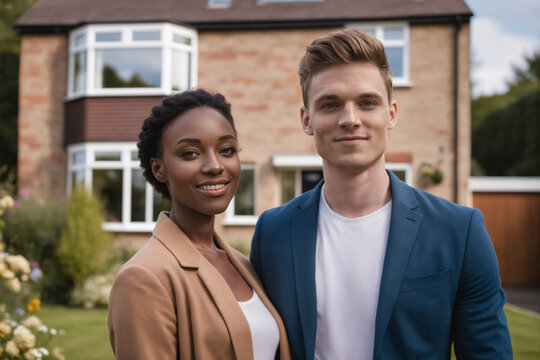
[338,102,361,129]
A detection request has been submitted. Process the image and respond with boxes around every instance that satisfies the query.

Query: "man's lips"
[335,135,368,143]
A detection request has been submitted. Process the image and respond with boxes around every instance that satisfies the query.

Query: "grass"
[38,306,114,360]
[38,305,539,360]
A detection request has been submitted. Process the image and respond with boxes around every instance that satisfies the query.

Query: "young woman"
[108,89,290,360]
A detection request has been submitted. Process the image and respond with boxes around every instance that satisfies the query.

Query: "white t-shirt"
[314,186,392,360]
[238,290,280,360]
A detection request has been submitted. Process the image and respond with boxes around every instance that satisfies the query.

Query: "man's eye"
[321,103,338,110]
[360,100,376,107]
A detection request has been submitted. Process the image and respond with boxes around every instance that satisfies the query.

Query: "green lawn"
[39,305,539,359]
[39,306,114,360]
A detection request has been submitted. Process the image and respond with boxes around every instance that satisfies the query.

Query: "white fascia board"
[272,153,323,168]
[469,177,540,193]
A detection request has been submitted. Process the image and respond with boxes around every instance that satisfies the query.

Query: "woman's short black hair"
[137,88,236,200]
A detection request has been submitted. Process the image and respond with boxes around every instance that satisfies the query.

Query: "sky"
[466,0,540,97]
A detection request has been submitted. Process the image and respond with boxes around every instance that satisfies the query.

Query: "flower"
[6,340,20,356]
[27,298,41,313]
[0,320,12,336]
[22,316,42,330]
[7,255,31,274]
[52,347,65,360]
[13,325,36,350]
[6,277,22,293]
[30,267,42,282]
[1,268,15,279]
[0,195,15,209]
[24,347,50,359]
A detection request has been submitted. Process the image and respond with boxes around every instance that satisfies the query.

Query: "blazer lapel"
[152,213,253,360]
[373,171,423,359]
[292,181,323,360]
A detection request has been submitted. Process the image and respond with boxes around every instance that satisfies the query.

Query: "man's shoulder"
[397,179,476,221]
[259,186,320,222]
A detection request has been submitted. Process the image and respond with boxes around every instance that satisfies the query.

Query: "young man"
[250,29,512,359]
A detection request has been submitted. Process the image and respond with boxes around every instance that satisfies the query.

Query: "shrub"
[57,188,111,288]
[71,263,121,308]
[1,196,68,303]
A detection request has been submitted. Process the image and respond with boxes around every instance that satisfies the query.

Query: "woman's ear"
[150,158,167,183]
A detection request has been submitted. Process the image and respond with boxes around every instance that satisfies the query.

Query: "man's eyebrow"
[313,94,340,103]
[176,138,201,145]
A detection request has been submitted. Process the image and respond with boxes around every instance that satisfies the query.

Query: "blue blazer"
[250,171,512,359]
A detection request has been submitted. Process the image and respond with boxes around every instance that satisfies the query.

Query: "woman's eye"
[220,146,238,156]
[180,150,198,159]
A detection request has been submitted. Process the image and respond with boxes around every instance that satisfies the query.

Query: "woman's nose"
[202,153,224,174]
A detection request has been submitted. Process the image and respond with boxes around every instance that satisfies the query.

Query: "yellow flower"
[28,298,41,312]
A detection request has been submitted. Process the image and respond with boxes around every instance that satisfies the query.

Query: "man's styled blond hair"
[298,29,393,106]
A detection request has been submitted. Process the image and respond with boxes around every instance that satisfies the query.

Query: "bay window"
[68,23,197,98]
[67,143,170,232]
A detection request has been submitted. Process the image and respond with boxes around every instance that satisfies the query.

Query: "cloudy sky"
[466,0,540,97]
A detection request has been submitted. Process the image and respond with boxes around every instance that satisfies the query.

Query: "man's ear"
[150,158,167,183]
[387,100,398,130]
[300,107,314,135]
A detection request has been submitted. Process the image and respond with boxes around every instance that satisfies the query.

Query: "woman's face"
[151,106,241,218]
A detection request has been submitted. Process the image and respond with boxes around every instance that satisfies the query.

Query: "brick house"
[16,0,472,246]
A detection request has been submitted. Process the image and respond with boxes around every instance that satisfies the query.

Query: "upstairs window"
[348,22,411,86]
[68,23,197,98]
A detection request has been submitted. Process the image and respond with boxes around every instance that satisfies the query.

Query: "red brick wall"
[18,34,68,201]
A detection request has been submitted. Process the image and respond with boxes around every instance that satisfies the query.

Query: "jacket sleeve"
[452,209,513,358]
[108,265,177,360]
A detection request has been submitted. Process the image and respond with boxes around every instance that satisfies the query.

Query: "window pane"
[301,170,323,193]
[71,170,85,189]
[384,27,404,40]
[95,32,122,42]
[386,46,403,78]
[234,168,254,215]
[131,151,139,161]
[280,170,295,204]
[75,33,86,47]
[73,52,87,93]
[71,150,85,165]
[131,169,146,222]
[92,169,123,222]
[133,30,161,41]
[173,33,192,45]
[95,48,162,88]
[95,151,121,161]
[153,189,171,221]
[171,50,191,91]
[362,28,376,37]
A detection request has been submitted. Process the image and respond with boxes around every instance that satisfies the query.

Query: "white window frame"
[67,23,198,99]
[347,22,411,87]
[208,0,232,8]
[224,164,258,226]
[272,153,413,201]
[67,142,163,232]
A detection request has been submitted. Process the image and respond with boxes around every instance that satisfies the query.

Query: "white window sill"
[222,215,259,226]
[102,222,155,233]
[394,80,413,88]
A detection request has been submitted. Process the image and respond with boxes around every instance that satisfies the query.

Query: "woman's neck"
[168,207,217,251]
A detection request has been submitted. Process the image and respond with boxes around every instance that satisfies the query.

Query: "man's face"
[301,62,397,174]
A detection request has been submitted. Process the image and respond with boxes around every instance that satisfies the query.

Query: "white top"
[314,186,392,360]
[238,290,280,360]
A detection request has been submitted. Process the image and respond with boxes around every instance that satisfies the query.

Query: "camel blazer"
[108,212,291,360]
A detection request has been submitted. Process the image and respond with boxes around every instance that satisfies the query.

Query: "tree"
[472,50,540,176]
[0,0,37,184]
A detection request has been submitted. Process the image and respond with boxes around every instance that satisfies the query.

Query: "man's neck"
[322,161,391,218]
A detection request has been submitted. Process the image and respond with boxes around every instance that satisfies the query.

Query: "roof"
[17,0,472,32]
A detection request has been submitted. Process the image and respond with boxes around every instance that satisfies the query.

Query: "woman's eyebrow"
[176,138,201,145]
